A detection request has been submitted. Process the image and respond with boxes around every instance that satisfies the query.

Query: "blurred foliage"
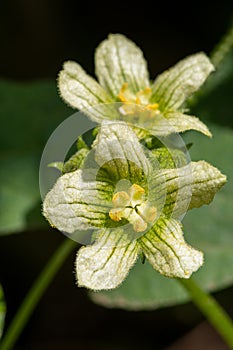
[0,285,5,339]
[0,80,71,233]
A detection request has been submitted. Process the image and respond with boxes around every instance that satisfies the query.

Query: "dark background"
[1,0,233,81]
[1,1,233,349]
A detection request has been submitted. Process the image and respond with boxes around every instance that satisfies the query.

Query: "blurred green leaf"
[90,124,233,310]
[0,79,71,234]
[0,285,6,339]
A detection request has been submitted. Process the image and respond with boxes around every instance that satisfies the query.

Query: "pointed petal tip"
[152,52,215,111]
[95,32,149,96]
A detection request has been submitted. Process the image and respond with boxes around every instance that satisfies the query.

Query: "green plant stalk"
[210,24,233,68]
[2,237,233,350]
[0,238,77,350]
[178,278,233,349]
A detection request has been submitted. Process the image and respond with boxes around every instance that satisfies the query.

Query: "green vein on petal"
[76,228,140,290]
[149,161,226,218]
[95,34,150,97]
[151,53,214,111]
[94,121,151,184]
[43,169,114,233]
[58,61,118,122]
[139,217,203,278]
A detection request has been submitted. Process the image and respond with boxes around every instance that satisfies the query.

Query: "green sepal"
[62,148,89,174]
[151,147,187,169]
[77,135,89,150]
[48,162,64,172]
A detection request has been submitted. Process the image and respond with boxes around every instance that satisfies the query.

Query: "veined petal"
[95,34,150,97]
[139,217,203,278]
[94,121,151,182]
[165,112,212,136]
[150,161,226,218]
[147,111,212,137]
[76,229,140,290]
[43,169,114,233]
[58,61,118,122]
[188,161,227,210]
[151,53,214,111]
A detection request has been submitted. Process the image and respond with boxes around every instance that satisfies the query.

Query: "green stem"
[187,23,233,108]
[210,24,233,68]
[178,278,233,349]
[0,238,77,350]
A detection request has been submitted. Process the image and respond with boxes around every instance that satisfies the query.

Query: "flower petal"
[150,161,226,218]
[188,161,227,210]
[76,229,140,290]
[151,53,214,111]
[139,217,203,278]
[139,111,212,137]
[43,169,114,233]
[95,34,150,96]
[94,121,151,182]
[58,61,118,122]
[166,112,212,136]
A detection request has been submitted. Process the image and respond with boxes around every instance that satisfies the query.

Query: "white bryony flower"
[58,34,214,136]
[43,122,226,291]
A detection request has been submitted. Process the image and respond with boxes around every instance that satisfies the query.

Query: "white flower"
[58,34,214,136]
[43,122,226,290]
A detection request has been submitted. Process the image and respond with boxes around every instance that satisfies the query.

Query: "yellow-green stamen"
[109,184,157,232]
[118,83,160,117]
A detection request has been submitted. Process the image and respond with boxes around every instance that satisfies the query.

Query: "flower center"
[118,83,160,117]
[109,184,157,232]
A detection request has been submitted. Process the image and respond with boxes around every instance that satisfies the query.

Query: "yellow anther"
[118,83,160,117]
[129,184,145,205]
[118,82,135,103]
[112,191,130,207]
[109,184,157,233]
[109,208,124,222]
[146,103,159,110]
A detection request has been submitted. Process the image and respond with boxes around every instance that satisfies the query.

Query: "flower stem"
[210,23,233,68]
[0,238,77,350]
[178,278,233,349]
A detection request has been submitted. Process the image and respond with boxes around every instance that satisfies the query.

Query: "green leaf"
[90,260,188,310]
[89,124,233,310]
[0,285,6,339]
[0,153,41,233]
[0,79,71,234]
